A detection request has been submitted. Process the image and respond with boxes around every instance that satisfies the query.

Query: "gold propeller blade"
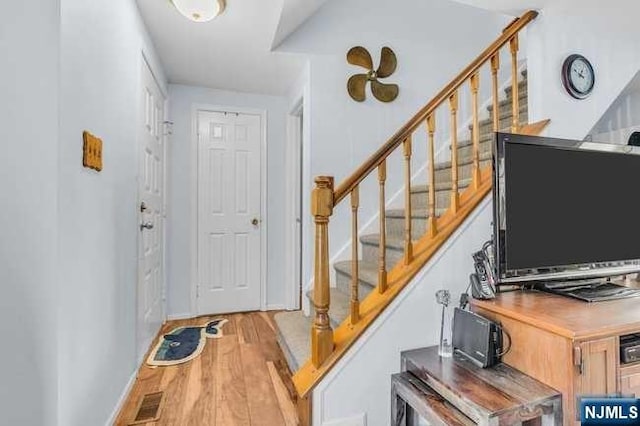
[347,46,373,70]
[347,74,368,102]
[376,46,397,78]
[371,80,399,103]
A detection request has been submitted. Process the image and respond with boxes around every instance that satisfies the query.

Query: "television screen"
[493,133,640,283]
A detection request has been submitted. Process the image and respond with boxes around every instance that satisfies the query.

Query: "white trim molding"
[189,104,269,316]
[105,368,138,425]
[167,312,195,321]
[322,413,367,426]
[285,98,304,311]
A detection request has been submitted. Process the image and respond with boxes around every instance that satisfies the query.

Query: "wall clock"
[561,54,595,99]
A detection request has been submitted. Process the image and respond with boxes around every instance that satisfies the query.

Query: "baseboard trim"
[105,368,138,426]
[266,304,287,311]
[169,305,286,320]
[322,413,367,426]
[167,312,194,320]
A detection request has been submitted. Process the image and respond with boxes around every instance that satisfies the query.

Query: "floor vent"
[130,391,165,425]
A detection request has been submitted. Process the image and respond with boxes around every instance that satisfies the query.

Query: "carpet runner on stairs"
[274,71,529,374]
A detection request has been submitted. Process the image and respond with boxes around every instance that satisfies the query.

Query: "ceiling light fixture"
[171,0,226,22]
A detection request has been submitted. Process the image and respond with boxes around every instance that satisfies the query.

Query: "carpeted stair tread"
[505,79,528,95]
[410,178,472,194]
[273,310,311,372]
[306,287,351,328]
[360,233,404,249]
[455,138,492,150]
[334,260,378,288]
[457,130,510,148]
[386,207,448,219]
[487,94,528,112]
[470,107,528,130]
[434,150,492,171]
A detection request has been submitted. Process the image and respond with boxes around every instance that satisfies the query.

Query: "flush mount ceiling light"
[171,0,226,22]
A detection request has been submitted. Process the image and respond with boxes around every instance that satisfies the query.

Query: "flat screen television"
[493,133,640,284]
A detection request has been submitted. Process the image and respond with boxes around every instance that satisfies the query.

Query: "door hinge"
[574,345,583,375]
[196,285,199,298]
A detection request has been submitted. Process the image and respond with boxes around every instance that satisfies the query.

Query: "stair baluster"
[426,115,437,238]
[470,73,481,189]
[510,35,519,133]
[350,186,360,324]
[311,176,334,368]
[491,54,500,133]
[403,136,413,264]
[378,160,388,293]
[449,91,459,213]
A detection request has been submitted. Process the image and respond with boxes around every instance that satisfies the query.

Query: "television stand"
[538,278,640,302]
[471,288,640,424]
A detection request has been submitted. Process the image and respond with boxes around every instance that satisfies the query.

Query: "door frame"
[285,75,312,311]
[190,104,268,315]
[285,98,304,311]
[136,52,168,363]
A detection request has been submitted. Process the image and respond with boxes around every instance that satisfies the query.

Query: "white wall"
[0,2,60,425]
[527,0,640,140]
[313,197,493,426]
[588,73,640,144]
[167,84,289,316]
[57,0,167,425]
[276,0,510,291]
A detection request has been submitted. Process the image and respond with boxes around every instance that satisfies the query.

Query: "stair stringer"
[311,196,493,426]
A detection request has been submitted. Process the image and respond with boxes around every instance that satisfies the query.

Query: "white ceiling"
[271,0,328,49]
[136,0,311,95]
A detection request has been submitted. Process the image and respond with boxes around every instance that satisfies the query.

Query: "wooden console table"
[472,290,640,425]
[392,346,562,425]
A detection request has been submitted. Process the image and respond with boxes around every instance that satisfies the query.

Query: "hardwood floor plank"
[236,313,259,344]
[115,312,297,426]
[185,338,217,425]
[260,338,286,363]
[252,312,277,343]
[240,343,287,425]
[216,334,251,425]
[267,361,300,426]
[272,359,299,403]
[158,363,192,425]
[115,341,166,425]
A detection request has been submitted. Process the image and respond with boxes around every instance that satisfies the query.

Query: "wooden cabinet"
[472,291,640,425]
[620,363,640,396]
[576,337,618,396]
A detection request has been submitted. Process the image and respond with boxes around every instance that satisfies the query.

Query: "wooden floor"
[115,312,300,426]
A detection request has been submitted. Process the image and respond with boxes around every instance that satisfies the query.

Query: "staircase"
[271,10,550,421]
[275,72,530,371]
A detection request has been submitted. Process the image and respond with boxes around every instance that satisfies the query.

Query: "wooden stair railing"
[297,10,547,399]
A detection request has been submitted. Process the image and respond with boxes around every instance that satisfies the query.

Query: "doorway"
[287,101,304,310]
[137,56,166,361]
[195,109,265,315]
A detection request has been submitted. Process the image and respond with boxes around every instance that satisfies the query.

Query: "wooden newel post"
[311,175,335,368]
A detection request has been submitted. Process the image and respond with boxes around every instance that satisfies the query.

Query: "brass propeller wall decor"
[347,46,399,103]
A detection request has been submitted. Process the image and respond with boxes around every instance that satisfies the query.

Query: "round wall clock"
[561,54,595,99]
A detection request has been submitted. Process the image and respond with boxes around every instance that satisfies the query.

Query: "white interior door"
[137,58,165,360]
[197,110,262,315]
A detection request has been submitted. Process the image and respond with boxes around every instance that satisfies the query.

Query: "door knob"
[251,218,260,226]
[140,221,154,231]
